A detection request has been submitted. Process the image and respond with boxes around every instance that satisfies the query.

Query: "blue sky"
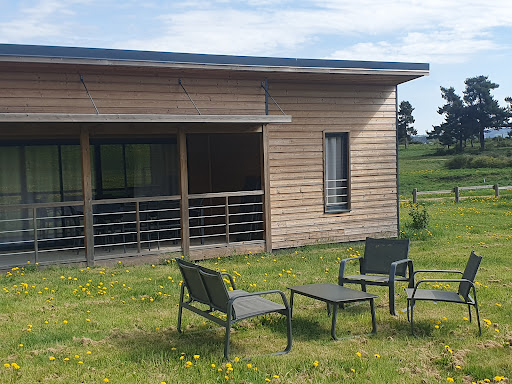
[1,0,511,134]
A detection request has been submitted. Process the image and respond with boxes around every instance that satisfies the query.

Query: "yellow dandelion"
[193,354,200,360]
[374,354,381,358]
[447,378,454,382]
[211,364,216,368]
[4,363,10,368]
[247,363,253,369]
[234,357,240,362]
[49,356,56,361]
[11,363,20,370]
[351,368,356,373]
[273,375,280,379]
[356,352,362,358]
[103,379,109,383]
[313,360,319,367]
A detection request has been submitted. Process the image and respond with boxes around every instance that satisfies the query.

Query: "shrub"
[408,204,429,229]
[445,155,470,169]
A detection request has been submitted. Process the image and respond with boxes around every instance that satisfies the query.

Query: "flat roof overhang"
[0,113,291,125]
[0,44,429,82]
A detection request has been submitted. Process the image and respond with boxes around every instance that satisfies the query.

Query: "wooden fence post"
[454,186,459,203]
[494,184,499,197]
[412,188,417,204]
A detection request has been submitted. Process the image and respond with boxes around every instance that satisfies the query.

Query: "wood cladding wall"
[267,81,398,249]
[0,65,266,116]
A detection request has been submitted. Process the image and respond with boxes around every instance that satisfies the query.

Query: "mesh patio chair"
[405,251,482,335]
[338,237,413,315]
[176,258,292,360]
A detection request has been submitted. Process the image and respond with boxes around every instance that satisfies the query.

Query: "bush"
[445,155,512,169]
[408,204,429,229]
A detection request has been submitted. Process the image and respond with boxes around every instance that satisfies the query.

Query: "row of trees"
[398,76,512,150]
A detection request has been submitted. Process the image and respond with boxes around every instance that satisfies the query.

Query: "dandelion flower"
[11,363,20,370]
[3,363,10,368]
[356,352,362,358]
[447,378,454,382]
[193,354,200,360]
[211,364,216,368]
[374,354,381,358]
[49,356,56,361]
[103,379,109,383]
[247,363,253,369]
[313,360,319,367]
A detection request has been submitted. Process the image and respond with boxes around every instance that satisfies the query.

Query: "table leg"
[331,301,339,340]
[289,291,295,318]
[370,298,377,334]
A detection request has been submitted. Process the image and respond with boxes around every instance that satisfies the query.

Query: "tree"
[463,76,508,150]
[428,87,469,150]
[397,101,416,148]
[429,76,509,150]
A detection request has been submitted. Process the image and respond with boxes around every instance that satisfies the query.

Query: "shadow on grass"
[106,315,293,361]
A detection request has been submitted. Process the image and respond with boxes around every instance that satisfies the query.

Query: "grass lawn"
[399,142,512,197]
[1,194,511,383]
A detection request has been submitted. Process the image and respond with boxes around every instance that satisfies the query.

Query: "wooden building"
[0,44,429,268]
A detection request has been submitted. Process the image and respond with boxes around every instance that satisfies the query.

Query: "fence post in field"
[454,186,460,203]
[494,184,499,197]
[413,188,417,204]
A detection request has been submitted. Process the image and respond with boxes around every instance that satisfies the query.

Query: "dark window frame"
[323,131,350,213]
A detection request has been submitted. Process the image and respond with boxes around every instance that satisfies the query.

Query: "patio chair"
[405,251,482,336]
[176,258,292,360]
[338,237,413,315]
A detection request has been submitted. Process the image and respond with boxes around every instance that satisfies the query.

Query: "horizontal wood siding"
[268,81,398,249]
[0,65,265,116]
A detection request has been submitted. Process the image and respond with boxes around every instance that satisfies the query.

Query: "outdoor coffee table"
[288,283,378,340]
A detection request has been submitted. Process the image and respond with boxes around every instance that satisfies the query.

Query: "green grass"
[399,142,512,196]
[1,194,512,383]
[1,140,511,383]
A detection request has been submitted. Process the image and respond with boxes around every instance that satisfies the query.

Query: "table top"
[288,283,378,304]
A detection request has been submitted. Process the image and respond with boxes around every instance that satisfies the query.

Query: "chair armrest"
[409,278,476,299]
[228,290,290,308]
[389,258,414,286]
[221,272,237,290]
[338,256,363,284]
[413,269,463,279]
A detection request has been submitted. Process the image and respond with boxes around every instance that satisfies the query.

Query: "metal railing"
[92,196,181,258]
[188,190,264,248]
[0,201,85,266]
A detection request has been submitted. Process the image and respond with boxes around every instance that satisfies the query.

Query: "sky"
[1,0,511,134]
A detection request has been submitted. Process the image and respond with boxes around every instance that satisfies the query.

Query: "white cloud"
[0,0,90,43]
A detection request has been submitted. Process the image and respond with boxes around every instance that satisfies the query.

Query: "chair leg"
[406,298,410,322]
[224,322,232,361]
[410,299,415,336]
[473,302,482,336]
[389,284,397,315]
[468,304,473,323]
[177,286,185,333]
[284,307,293,354]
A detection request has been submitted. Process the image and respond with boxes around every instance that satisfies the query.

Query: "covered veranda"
[0,113,291,268]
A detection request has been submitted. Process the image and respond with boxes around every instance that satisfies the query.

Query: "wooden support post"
[454,186,460,203]
[80,126,95,266]
[178,129,190,258]
[494,184,499,197]
[412,188,417,204]
[261,125,272,253]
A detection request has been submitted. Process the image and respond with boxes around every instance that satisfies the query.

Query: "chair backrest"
[361,237,410,276]
[458,251,482,300]
[199,266,230,313]
[175,258,211,305]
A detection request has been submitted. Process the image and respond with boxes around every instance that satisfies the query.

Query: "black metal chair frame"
[405,251,482,336]
[338,237,413,315]
[176,258,292,360]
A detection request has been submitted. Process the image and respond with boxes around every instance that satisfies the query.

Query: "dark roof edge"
[0,43,429,72]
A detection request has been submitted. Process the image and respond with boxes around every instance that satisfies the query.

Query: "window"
[324,132,350,213]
